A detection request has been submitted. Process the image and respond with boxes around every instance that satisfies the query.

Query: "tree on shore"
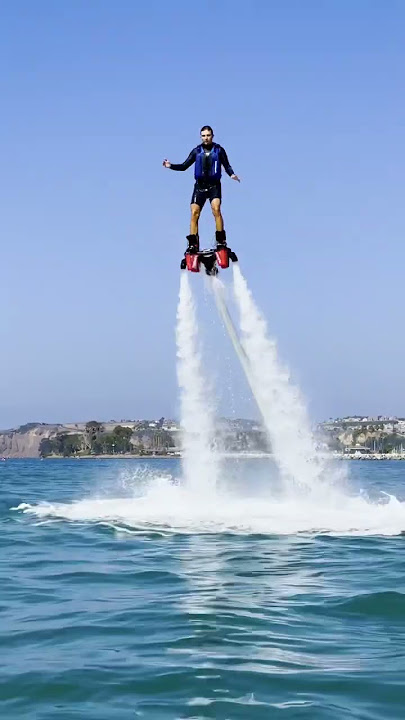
[39,433,82,457]
[92,426,133,454]
[84,421,104,452]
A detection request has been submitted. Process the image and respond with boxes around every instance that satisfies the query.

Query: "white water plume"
[211,276,257,403]
[232,264,325,490]
[176,273,219,493]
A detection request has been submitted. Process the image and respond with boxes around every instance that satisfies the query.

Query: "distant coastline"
[33,452,405,462]
[2,414,405,459]
[0,418,267,459]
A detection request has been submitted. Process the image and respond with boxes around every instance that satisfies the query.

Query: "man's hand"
[231,174,240,183]
[162,159,171,168]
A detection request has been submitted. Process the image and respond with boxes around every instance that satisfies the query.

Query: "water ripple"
[1,459,405,719]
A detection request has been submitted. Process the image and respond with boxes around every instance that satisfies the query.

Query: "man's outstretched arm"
[163,149,197,171]
[220,147,240,182]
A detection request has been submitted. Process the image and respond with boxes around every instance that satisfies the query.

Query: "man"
[163,126,240,252]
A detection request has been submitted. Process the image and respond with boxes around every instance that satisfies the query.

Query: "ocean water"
[1,458,405,719]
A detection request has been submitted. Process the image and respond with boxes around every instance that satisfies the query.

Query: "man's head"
[200,125,214,145]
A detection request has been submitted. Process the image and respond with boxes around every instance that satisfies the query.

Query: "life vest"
[194,144,222,181]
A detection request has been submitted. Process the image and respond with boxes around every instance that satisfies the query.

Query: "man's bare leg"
[190,203,201,235]
[211,199,224,231]
[211,198,227,246]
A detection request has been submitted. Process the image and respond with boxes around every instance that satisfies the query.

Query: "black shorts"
[191,182,222,209]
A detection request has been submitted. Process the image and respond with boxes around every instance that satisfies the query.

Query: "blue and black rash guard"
[170,143,235,185]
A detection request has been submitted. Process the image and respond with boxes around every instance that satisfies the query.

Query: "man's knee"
[211,203,222,217]
[191,204,201,219]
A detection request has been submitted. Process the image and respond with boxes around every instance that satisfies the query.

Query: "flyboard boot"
[215,229,238,266]
[215,229,227,249]
[180,234,200,272]
[187,234,199,253]
[215,230,230,269]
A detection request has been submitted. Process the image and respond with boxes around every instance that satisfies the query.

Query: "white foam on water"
[12,464,405,536]
[13,478,405,536]
[176,274,219,494]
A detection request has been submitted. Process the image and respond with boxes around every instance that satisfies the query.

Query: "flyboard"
[180,244,238,276]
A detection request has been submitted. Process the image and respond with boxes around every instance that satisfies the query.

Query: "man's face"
[201,129,213,145]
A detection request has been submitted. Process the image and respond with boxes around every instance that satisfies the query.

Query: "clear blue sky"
[1,0,405,428]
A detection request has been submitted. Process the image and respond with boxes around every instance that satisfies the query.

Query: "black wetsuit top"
[170,144,235,187]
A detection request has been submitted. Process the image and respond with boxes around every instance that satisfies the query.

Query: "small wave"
[335,591,405,618]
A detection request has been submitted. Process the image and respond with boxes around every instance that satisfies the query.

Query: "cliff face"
[0,425,60,458]
[337,429,376,447]
[0,420,271,458]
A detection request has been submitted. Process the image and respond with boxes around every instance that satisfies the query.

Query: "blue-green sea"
[1,458,405,719]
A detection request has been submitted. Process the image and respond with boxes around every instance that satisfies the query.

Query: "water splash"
[176,274,219,494]
[232,264,326,491]
[14,479,405,536]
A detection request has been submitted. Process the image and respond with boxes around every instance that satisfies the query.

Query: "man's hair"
[200,125,214,135]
